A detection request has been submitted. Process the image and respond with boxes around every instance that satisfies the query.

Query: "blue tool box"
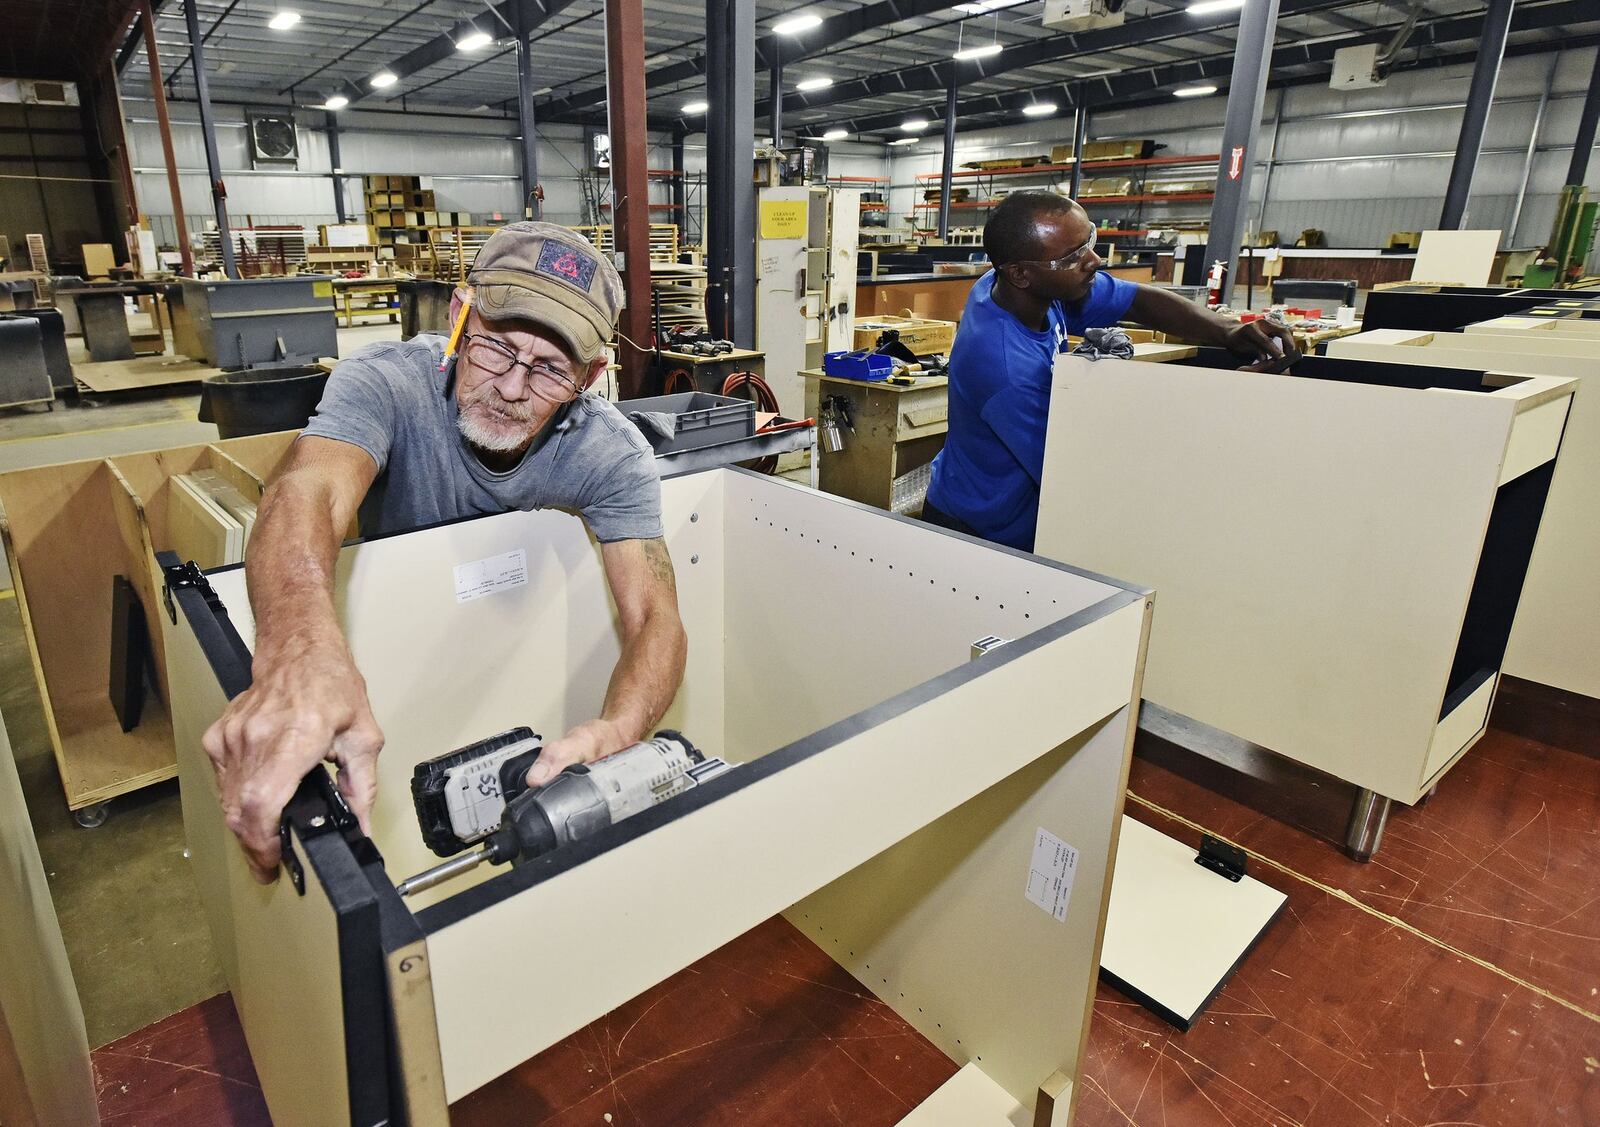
[822,350,893,381]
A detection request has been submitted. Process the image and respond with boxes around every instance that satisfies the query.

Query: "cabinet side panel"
[1329,334,1600,700]
[426,599,1144,1103]
[788,704,1136,1113]
[165,599,355,1127]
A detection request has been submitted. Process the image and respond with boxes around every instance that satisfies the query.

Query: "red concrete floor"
[94,723,1600,1125]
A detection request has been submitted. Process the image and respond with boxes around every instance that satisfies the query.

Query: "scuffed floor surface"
[94,723,1600,1124]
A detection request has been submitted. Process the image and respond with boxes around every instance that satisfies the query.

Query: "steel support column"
[670,131,688,235]
[605,0,652,395]
[183,0,236,277]
[769,55,783,147]
[516,0,541,218]
[706,0,756,347]
[1202,0,1279,306]
[1568,46,1600,186]
[326,112,349,224]
[141,0,193,275]
[1068,83,1089,199]
[937,78,958,240]
[1439,0,1514,229]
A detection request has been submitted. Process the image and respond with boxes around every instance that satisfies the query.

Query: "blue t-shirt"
[925,269,1137,551]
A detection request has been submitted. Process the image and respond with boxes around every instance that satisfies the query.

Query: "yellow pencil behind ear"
[439,289,474,372]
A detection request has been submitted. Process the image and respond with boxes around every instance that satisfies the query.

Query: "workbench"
[658,346,766,395]
[801,341,1199,513]
[331,277,400,327]
[801,370,949,512]
[164,468,1154,1126]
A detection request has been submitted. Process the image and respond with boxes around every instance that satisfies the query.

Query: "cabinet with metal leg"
[1036,350,1576,860]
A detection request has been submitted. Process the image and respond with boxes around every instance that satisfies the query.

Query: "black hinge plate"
[1195,834,1247,882]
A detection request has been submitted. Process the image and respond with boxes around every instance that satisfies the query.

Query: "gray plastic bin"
[617,392,757,454]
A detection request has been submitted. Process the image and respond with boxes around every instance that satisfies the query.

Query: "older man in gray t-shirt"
[202,223,688,884]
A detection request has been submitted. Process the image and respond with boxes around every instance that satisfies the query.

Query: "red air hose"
[720,370,781,474]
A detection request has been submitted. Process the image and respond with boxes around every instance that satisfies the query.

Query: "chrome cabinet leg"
[1344,789,1391,862]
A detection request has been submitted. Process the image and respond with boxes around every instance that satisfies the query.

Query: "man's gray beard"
[457,404,535,452]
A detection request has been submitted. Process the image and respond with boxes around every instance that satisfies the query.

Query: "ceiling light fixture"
[900,118,929,132]
[1022,101,1057,116]
[369,71,398,89]
[682,100,709,114]
[953,42,1002,61]
[1186,0,1246,13]
[323,94,349,110]
[267,9,300,30]
[1173,83,1218,97]
[823,127,848,140]
[772,13,823,35]
[796,76,833,92]
[455,28,492,51]
[954,0,1026,12]
[889,137,918,146]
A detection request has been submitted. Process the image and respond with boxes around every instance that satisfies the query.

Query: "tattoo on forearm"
[643,538,677,591]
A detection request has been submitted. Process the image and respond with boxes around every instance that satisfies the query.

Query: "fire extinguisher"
[1206,260,1228,307]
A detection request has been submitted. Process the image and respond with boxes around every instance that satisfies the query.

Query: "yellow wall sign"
[759,199,809,240]
[313,280,335,298]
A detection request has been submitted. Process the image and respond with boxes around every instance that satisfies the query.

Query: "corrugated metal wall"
[124,94,895,253]
[122,46,1600,268]
[123,102,693,246]
[886,47,1600,272]
[1,101,108,268]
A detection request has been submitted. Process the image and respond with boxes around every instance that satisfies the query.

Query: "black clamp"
[1194,834,1247,882]
[278,770,363,896]
[161,559,222,625]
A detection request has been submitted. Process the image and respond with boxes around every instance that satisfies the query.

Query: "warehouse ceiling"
[3,0,143,83]
[102,0,1600,141]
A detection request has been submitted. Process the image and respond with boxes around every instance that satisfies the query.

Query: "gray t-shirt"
[302,334,663,541]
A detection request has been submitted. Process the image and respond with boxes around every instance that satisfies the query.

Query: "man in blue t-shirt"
[924,191,1296,551]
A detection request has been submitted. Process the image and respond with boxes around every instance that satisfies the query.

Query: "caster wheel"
[73,802,110,829]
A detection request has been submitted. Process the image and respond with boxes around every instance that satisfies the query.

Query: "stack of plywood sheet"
[168,470,259,571]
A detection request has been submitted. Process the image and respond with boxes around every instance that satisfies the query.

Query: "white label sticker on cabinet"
[454,549,528,604]
[1025,827,1079,922]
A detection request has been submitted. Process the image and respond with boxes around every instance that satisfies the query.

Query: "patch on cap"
[535,240,599,292]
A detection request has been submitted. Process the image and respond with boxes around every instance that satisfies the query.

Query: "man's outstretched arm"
[200,436,382,883]
[1128,283,1299,363]
[529,536,689,784]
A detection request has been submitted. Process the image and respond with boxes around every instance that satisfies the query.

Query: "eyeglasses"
[1012,234,1098,272]
[462,333,584,398]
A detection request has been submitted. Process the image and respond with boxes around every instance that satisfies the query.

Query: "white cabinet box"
[163,468,1151,1126]
[1327,327,1600,701]
[1035,350,1574,848]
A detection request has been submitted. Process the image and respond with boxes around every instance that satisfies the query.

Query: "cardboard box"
[1079,177,1136,198]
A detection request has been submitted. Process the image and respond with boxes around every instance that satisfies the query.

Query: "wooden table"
[658,346,765,395]
[331,278,399,327]
[804,341,1200,511]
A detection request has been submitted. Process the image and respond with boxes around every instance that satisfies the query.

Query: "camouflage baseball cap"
[468,221,623,362]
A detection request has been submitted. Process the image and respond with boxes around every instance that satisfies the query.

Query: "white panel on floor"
[1100,816,1286,1030]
